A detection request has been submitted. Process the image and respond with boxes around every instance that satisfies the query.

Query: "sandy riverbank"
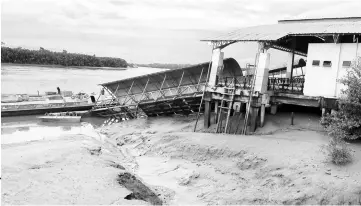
[2,112,361,205]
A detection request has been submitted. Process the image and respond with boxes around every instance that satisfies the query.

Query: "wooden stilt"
[270,104,278,115]
[260,104,265,127]
[248,106,259,133]
[225,98,235,133]
[216,99,225,133]
[234,112,244,134]
[214,100,219,123]
[204,100,211,128]
[240,102,246,112]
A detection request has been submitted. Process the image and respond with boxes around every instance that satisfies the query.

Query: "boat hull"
[38,116,81,123]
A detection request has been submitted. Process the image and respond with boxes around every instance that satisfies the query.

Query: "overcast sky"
[1,0,360,65]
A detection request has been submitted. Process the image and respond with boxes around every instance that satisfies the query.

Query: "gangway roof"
[100,58,241,105]
[201,21,361,43]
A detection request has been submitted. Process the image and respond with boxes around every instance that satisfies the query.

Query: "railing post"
[155,74,167,101]
[137,78,150,106]
[122,80,135,105]
[176,71,185,96]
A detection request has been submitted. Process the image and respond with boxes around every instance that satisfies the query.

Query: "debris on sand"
[178,171,200,186]
[108,161,126,170]
[117,172,163,205]
[87,147,102,156]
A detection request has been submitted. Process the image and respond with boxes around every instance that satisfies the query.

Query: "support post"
[254,52,270,93]
[322,108,327,117]
[240,102,246,112]
[260,104,265,127]
[270,104,278,115]
[286,38,296,79]
[204,100,211,128]
[248,106,259,133]
[208,48,224,87]
[214,100,219,123]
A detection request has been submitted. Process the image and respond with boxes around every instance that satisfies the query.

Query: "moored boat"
[38,112,81,123]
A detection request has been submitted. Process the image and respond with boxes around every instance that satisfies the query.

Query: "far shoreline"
[1,63,128,71]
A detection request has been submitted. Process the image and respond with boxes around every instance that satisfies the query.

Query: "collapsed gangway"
[91,58,242,119]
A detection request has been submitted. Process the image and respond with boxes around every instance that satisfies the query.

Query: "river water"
[1,64,163,95]
[1,64,163,145]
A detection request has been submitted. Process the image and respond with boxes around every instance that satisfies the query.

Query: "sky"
[1,0,360,66]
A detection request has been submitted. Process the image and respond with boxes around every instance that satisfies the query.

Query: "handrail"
[267,76,305,94]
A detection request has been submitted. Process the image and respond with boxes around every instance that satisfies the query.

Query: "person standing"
[57,87,61,95]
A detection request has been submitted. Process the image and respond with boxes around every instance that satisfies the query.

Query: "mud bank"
[2,113,361,205]
[100,114,361,205]
[1,133,159,205]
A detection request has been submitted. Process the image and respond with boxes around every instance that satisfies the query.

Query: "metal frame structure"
[92,58,242,118]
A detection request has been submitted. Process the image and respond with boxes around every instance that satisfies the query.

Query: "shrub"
[320,57,361,165]
[321,57,361,140]
[325,137,352,165]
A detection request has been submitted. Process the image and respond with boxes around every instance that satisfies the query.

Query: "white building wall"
[303,43,361,98]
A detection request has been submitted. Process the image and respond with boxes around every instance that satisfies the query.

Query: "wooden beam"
[103,86,116,99]
[271,44,307,57]
[260,104,265,127]
[204,100,211,128]
[248,106,259,133]
[196,66,205,92]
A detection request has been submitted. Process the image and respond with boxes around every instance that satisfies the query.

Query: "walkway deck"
[93,58,242,117]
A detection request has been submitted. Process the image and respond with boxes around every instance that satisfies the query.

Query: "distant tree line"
[137,63,193,69]
[1,46,128,68]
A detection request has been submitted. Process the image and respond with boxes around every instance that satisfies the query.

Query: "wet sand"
[2,113,361,205]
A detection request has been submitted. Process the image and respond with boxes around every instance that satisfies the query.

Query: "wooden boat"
[38,112,81,123]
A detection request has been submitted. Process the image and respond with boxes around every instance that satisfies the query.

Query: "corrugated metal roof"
[281,2,361,21]
[201,22,361,42]
[100,58,239,86]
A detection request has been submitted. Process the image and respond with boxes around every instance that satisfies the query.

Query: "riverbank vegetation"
[137,63,193,69]
[1,46,128,68]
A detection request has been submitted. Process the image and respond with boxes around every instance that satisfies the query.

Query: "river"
[1,64,164,145]
[1,64,164,95]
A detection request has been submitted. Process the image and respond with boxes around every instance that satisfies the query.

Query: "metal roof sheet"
[281,2,361,21]
[101,58,239,86]
[201,22,361,42]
